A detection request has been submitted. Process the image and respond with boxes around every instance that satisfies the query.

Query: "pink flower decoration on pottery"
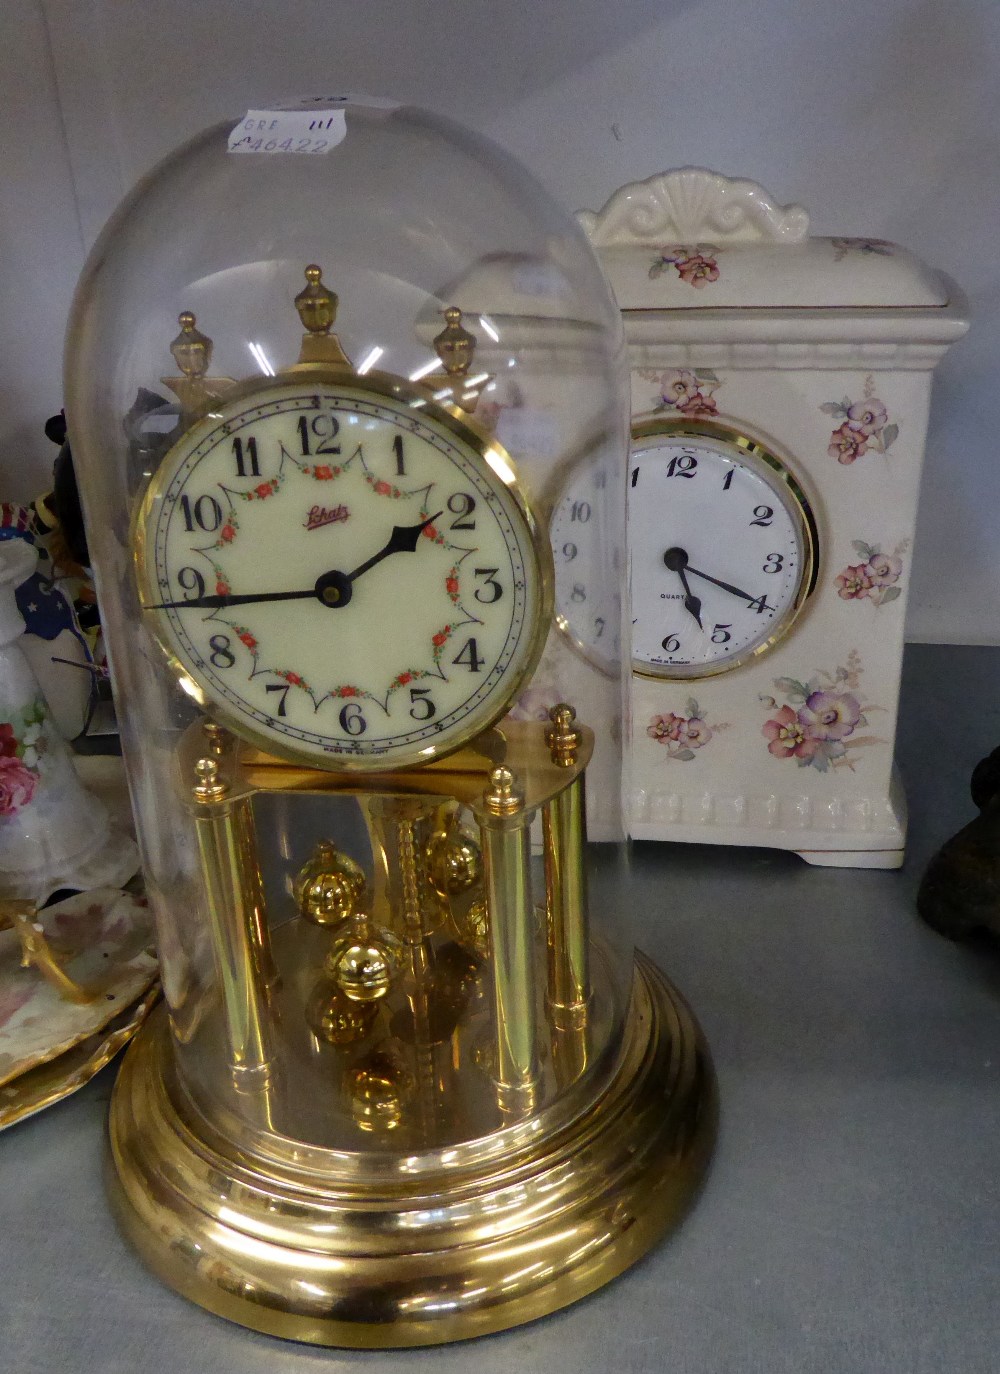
[797,690,862,742]
[648,712,685,743]
[835,564,874,600]
[763,705,817,760]
[679,717,712,748]
[847,399,888,436]
[677,391,719,418]
[0,755,38,816]
[660,370,701,408]
[0,723,16,758]
[828,422,868,464]
[865,552,902,586]
[675,253,720,288]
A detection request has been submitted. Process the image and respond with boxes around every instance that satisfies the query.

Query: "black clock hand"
[146,511,444,612]
[684,563,763,605]
[145,587,320,611]
[676,566,703,628]
[345,511,443,583]
[663,545,765,609]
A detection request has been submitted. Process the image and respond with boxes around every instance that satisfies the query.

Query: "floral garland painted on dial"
[834,539,908,607]
[760,650,884,772]
[0,698,48,817]
[647,698,729,761]
[821,375,898,465]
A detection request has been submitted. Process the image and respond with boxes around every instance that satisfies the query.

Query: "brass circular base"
[107,952,716,1347]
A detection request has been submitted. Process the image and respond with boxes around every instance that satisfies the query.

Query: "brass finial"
[433,306,476,378]
[484,764,524,817]
[295,264,338,335]
[293,264,352,367]
[546,703,581,768]
[170,312,212,380]
[193,755,228,803]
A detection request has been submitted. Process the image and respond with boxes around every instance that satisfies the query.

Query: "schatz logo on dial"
[304,503,350,531]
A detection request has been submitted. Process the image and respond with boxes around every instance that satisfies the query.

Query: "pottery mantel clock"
[580,168,968,868]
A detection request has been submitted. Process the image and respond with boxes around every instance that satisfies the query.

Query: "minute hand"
[684,564,764,605]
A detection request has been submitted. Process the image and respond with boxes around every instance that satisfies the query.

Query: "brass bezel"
[133,366,554,773]
[628,415,819,682]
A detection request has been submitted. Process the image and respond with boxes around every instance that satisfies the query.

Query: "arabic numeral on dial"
[339,701,367,736]
[570,500,591,522]
[666,453,697,478]
[447,492,476,530]
[594,616,605,639]
[298,412,341,456]
[232,436,260,477]
[473,568,503,603]
[661,634,680,653]
[763,552,784,574]
[408,687,435,720]
[711,623,733,644]
[748,595,774,615]
[722,469,734,490]
[452,637,484,672]
[561,541,578,561]
[392,433,406,477]
[751,506,774,527]
[631,467,639,488]
[265,683,290,716]
[570,583,586,603]
[180,494,223,532]
[209,634,234,668]
[177,566,205,600]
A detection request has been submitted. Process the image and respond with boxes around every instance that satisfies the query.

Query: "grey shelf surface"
[3,642,999,1374]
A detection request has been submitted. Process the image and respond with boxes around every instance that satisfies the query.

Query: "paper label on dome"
[228,109,347,155]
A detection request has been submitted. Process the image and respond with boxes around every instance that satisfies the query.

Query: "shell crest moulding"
[578,167,810,248]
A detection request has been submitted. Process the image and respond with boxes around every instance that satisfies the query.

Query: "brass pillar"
[542,705,591,1031]
[480,765,537,1115]
[190,753,273,1093]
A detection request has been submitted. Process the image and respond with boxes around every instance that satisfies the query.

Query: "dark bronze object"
[917,745,1000,940]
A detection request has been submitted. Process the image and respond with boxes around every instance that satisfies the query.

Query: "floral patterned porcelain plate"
[0,983,160,1131]
[0,887,157,1088]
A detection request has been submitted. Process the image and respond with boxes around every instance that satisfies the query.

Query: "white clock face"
[137,379,545,769]
[550,461,621,673]
[628,424,815,678]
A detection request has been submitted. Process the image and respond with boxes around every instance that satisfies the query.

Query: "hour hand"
[346,511,443,583]
[677,568,703,628]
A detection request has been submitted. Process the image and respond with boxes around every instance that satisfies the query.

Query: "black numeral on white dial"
[629,428,813,678]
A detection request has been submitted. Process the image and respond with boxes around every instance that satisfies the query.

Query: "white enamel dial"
[550,461,621,673]
[628,423,816,679]
[137,378,545,769]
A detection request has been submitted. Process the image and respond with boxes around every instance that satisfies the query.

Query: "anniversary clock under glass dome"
[64,98,715,1346]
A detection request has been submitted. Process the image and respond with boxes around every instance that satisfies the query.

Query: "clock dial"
[551,459,621,673]
[628,422,816,679]
[137,378,546,769]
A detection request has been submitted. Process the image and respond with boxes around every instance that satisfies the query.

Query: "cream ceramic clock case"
[581,167,968,868]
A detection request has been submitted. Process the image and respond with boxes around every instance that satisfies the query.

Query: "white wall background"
[3,0,998,643]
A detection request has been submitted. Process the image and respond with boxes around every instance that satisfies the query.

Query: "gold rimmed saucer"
[0,983,160,1131]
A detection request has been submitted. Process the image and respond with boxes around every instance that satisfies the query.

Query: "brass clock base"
[107,951,715,1348]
